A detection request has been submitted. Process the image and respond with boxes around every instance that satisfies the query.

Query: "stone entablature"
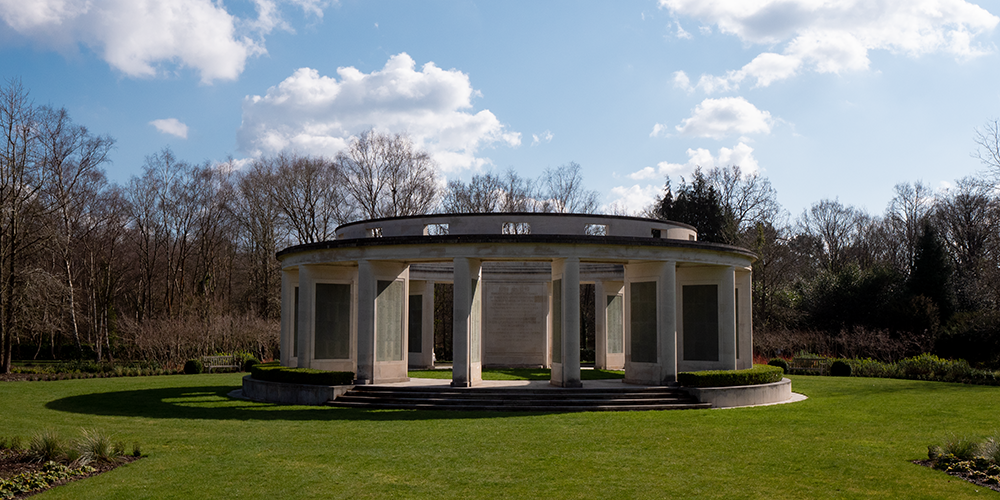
[278,213,755,389]
[334,213,698,240]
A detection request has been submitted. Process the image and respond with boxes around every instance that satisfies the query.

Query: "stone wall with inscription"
[483,281,549,367]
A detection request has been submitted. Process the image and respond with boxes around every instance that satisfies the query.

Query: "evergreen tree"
[655,169,728,243]
[908,219,954,322]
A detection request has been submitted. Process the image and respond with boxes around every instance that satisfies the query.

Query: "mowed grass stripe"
[0,374,995,499]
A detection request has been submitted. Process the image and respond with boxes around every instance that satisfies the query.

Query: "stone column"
[720,265,737,370]
[594,280,607,370]
[280,268,297,367]
[452,257,482,387]
[422,280,436,367]
[736,269,753,369]
[563,257,582,387]
[658,261,678,384]
[355,259,376,384]
[296,265,315,369]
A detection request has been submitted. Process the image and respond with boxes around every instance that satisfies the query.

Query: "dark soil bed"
[914,459,1000,493]
[0,449,140,498]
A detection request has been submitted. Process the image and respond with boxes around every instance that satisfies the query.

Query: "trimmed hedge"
[677,364,784,388]
[249,362,355,386]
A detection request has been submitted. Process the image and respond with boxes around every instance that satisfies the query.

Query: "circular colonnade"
[277,213,756,388]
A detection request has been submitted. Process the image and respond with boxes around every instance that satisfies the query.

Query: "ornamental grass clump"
[926,434,1000,488]
[28,430,64,463]
[77,429,121,464]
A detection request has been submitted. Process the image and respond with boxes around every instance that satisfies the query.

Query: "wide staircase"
[326,385,711,412]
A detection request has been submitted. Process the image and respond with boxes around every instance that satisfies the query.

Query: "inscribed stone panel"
[293,286,299,356]
[470,279,481,363]
[484,282,548,365]
[376,280,404,362]
[314,283,351,360]
[606,294,623,354]
[683,284,719,361]
[552,279,562,364]
[630,281,657,363]
[408,294,422,353]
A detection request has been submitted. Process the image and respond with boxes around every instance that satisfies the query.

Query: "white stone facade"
[277,213,756,387]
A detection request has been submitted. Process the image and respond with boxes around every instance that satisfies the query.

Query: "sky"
[3,0,1000,220]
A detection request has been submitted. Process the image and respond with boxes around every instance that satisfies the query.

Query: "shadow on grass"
[44,386,556,422]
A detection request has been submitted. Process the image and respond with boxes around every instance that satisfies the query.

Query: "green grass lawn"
[1,374,998,498]
[407,368,626,380]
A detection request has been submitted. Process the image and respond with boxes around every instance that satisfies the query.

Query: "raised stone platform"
[241,375,800,410]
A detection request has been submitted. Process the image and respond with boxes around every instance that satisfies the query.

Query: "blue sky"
[3,0,1000,219]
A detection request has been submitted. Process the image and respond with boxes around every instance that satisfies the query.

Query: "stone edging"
[682,377,793,409]
[241,375,353,406]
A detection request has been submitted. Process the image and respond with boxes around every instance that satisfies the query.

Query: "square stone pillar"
[736,269,753,369]
[658,261,677,384]
[422,280,436,368]
[452,257,482,387]
[280,268,299,367]
[355,259,376,384]
[624,260,677,386]
[296,265,316,369]
[595,281,624,371]
[721,266,738,370]
[551,257,582,388]
[594,280,607,369]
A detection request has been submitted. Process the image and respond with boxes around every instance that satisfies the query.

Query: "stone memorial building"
[277,213,756,388]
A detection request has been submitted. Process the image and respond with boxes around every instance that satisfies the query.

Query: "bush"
[250,362,354,386]
[830,360,852,377]
[243,358,259,372]
[678,364,784,388]
[183,359,203,375]
[767,358,789,374]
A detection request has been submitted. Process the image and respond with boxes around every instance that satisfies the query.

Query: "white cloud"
[660,0,999,91]
[676,97,773,139]
[0,0,327,84]
[675,21,692,39]
[531,130,554,146]
[150,118,189,138]
[238,53,520,173]
[612,141,760,214]
[652,141,760,177]
[608,184,664,215]
[650,123,668,137]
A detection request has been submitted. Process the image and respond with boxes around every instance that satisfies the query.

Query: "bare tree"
[974,118,1000,179]
[706,165,783,244]
[539,162,599,214]
[0,79,49,373]
[884,181,935,273]
[440,169,541,214]
[36,106,114,356]
[267,153,351,244]
[798,199,864,272]
[935,177,1000,310]
[339,130,438,219]
[229,159,284,317]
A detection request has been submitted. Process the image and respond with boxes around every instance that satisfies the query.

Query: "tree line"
[654,162,1000,366]
[3,77,999,371]
[0,80,606,372]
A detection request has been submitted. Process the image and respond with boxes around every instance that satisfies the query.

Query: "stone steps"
[326,385,711,412]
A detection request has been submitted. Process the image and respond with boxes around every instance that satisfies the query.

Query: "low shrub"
[767,358,789,374]
[0,461,95,499]
[28,430,64,463]
[677,364,784,388]
[250,362,354,386]
[183,359,203,375]
[830,360,852,377]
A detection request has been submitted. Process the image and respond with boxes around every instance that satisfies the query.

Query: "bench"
[202,355,241,373]
[791,356,826,374]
